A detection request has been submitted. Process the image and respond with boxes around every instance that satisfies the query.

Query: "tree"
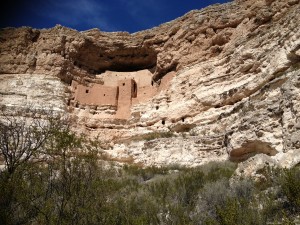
[0,108,69,224]
[0,108,66,176]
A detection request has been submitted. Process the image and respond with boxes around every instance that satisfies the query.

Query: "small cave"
[170,123,196,133]
[229,140,278,162]
[72,44,158,75]
[30,30,40,42]
[162,120,165,125]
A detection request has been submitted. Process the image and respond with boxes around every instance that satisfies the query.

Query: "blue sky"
[1,0,230,33]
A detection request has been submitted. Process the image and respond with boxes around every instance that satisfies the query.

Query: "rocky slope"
[0,0,299,167]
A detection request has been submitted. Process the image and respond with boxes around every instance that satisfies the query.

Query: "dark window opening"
[151,80,154,86]
[86,90,89,93]
[123,83,125,86]
[133,82,137,97]
[182,117,185,122]
[162,120,165,125]
[156,106,159,110]
[116,88,119,101]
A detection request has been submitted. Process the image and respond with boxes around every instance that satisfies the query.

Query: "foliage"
[132,131,175,142]
[1,111,300,224]
[280,168,300,212]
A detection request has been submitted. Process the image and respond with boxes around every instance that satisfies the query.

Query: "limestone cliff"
[0,0,299,167]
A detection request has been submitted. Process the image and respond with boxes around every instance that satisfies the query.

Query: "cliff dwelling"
[70,69,174,119]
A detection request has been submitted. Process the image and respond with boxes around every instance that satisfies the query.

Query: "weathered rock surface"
[0,74,66,112]
[0,0,299,167]
[233,149,300,181]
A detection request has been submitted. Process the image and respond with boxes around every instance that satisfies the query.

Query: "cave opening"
[74,47,158,75]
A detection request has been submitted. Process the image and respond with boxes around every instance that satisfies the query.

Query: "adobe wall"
[159,71,175,91]
[70,69,174,119]
[131,71,174,105]
[71,80,79,91]
[132,86,157,105]
[116,79,135,119]
[74,84,118,106]
[98,69,153,87]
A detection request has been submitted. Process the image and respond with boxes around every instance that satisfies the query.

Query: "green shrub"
[132,131,174,141]
[4,112,300,225]
[214,197,265,225]
[123,164,169,181]
[194,161,237,183]
[281,168,300,212]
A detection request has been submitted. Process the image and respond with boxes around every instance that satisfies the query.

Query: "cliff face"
[0,0,300,167]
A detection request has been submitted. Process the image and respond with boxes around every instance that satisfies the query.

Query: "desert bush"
[214,197,265,225]
[123,164,170,181]
[201,161,237,182]
[280,167,300,213]
[192,177,266,224]
[173,169,205,206]
[132,131,174,142]
[2,109,300,224]
[194,178,231,221]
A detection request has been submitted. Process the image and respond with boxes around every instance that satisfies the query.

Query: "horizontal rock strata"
[0,0,299,166]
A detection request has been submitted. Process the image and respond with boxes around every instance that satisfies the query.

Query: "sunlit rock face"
[0,74,66,112]
[0,0,300,167]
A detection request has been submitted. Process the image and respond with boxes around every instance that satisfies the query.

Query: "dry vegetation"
[1,111,300,224]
